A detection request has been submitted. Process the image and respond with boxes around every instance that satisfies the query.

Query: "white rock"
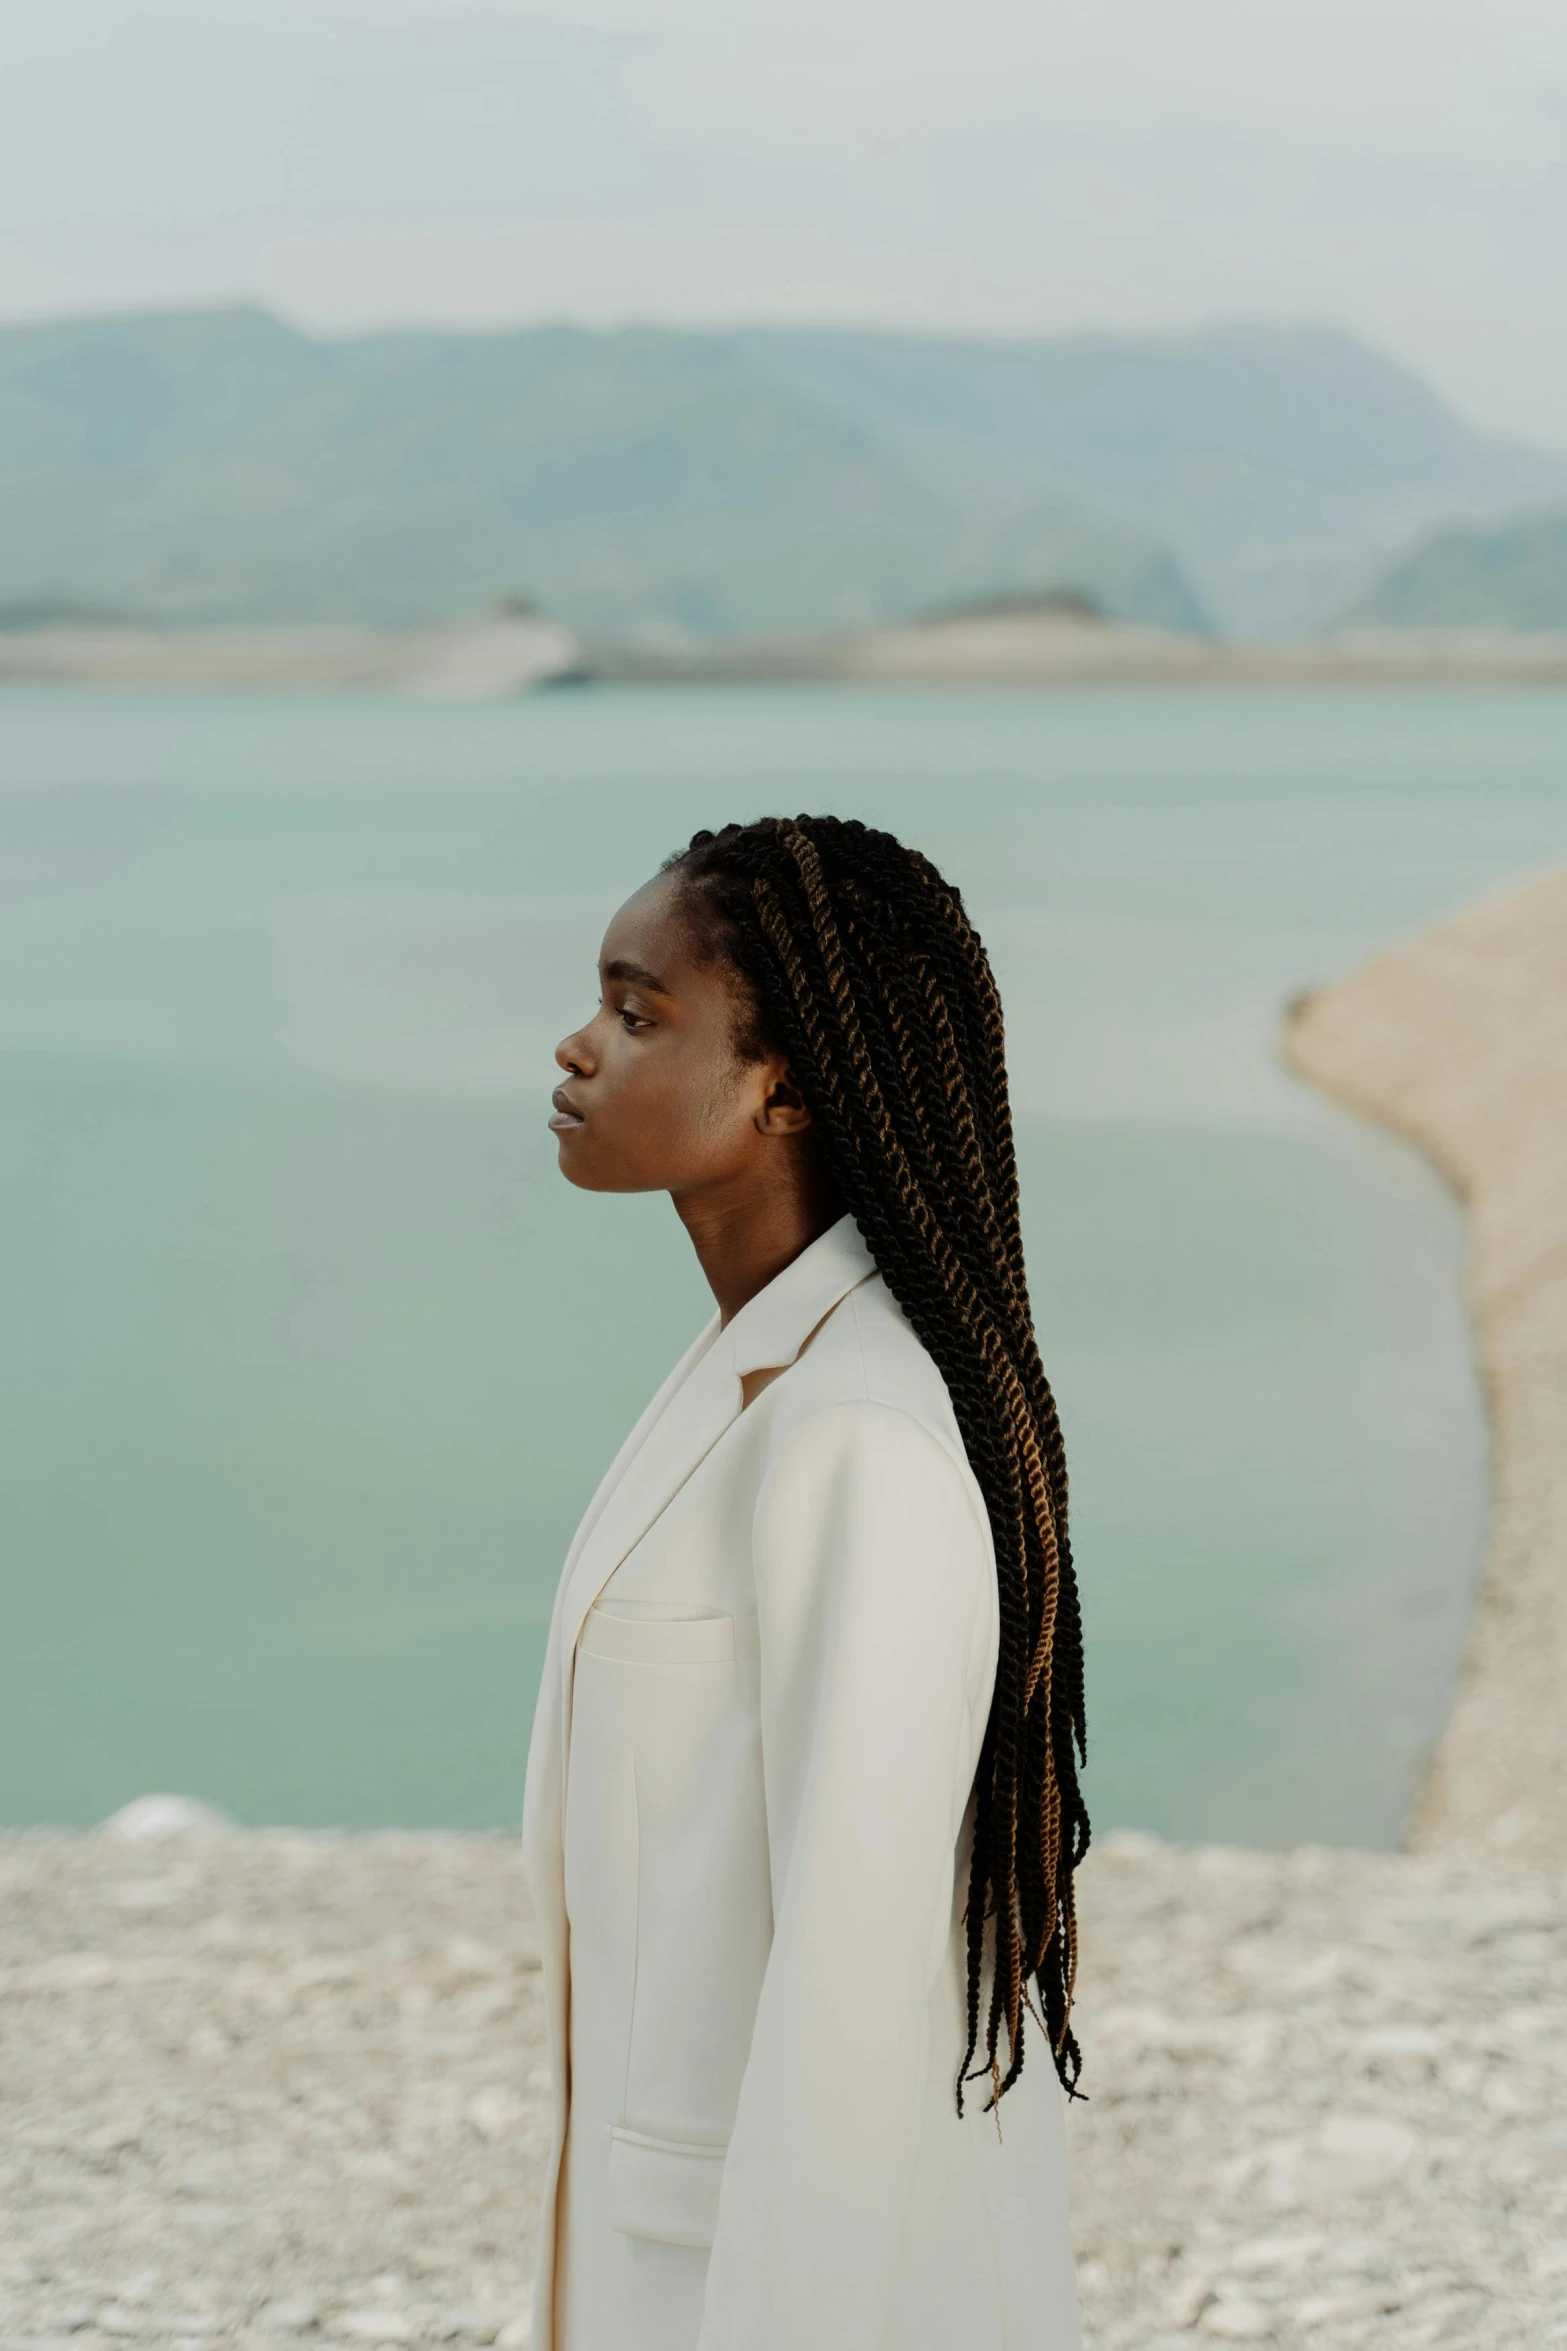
[465,2086,525,2140]
[1260,2139,1307,2208]
[96,2314,224,2341]
[332,2315,415,2345]
[1267,2116,1416,2205]
[1161,2273,1215,2327]
[255,2303,320,2334]
[443,1937,506,1975]
[174,2201,245,2229]
[1285,1948,1352,1993]
[1323,2237,1390,2275]
[1200,2299,1274,2340]
[1358,2026,1442,2060]
[27,1952,115,1990]
[1316,2114,1417,2190]
[1294,2288,1399,2329]
[110,1878,186,1910]
[1096,2004,1231,2056]
[99,1796,237,1842]
[494,2322,530,2351]
[1226,2236,1326,2276]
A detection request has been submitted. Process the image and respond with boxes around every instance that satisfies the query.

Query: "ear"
[754,1056,813,1136]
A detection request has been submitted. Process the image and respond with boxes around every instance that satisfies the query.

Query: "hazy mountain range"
[1,307,1562,642]
[1343,511,1567,631]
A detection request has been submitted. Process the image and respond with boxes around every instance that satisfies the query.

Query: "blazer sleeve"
[695,1399,995,2351]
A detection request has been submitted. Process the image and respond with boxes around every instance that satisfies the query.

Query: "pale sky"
[4,0,1565,443]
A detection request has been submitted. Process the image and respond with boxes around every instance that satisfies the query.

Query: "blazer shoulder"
[766,1270,973,1488]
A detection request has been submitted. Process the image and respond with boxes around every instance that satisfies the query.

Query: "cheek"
[563,1048,744,1192]
[687,1053,758,1147]
[630,1048,754,1177]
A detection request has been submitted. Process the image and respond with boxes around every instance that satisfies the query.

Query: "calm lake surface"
[4,685,1563,1844]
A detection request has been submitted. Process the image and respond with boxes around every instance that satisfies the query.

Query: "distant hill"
[0,307,1561,641]
[1339,511,1567,631]
[0,308,1205,640]
[733,325,1567,635]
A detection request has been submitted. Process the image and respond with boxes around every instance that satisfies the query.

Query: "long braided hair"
[663,815,1088,2107]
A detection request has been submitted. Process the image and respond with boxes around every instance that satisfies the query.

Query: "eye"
[618,1006,653,1032]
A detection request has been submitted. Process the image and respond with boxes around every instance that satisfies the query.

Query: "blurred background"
[3,0,1564,1846]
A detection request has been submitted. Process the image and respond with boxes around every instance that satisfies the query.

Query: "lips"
[549,1083,586,1132]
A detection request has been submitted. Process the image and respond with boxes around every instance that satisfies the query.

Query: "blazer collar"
[556,1214,878,1724]
[726,1212,877,1378]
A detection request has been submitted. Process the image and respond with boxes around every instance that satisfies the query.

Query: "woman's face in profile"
[551,872,805,1197]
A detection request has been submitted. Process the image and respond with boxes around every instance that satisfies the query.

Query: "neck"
[673,1156,839,1326]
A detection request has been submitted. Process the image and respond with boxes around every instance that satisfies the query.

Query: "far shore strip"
[6,613,1567,694]
[1284,865,1567,1871]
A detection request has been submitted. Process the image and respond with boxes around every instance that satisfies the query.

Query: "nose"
[556,1027,594,1077]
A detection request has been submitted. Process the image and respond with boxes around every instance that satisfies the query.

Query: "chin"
[555,1136,655,1194]
[555,1134,600,1190]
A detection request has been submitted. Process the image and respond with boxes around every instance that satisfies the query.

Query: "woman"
[521,816,1088,2351]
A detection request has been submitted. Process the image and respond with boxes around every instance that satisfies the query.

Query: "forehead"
[598,872,702,987]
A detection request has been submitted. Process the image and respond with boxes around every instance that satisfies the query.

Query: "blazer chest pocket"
[578,1603,735,1667]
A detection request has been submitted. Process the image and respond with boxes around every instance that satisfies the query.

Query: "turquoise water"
[2,685,1562,1844]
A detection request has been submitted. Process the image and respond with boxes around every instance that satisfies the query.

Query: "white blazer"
[521,1215,1082,2351]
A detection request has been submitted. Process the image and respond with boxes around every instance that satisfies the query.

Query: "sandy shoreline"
[599,617,1567,689]
[5,616,1567,695]
[3,1831,1564,2351]
[0,618,583,697]
[1284,867,1567,1873]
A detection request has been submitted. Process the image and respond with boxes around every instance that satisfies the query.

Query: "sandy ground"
[695,619,1567,687]
[6,617,1567,694]
[0,618,582,696]
[1284,866,1567,1873]
[3,1830,1565,2351]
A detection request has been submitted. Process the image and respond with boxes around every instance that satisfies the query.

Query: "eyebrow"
[603,956,672,995]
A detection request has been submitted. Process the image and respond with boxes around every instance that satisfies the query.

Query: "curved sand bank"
[1283,866,1567,1870]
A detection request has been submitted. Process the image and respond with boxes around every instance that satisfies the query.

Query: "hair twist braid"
[664,814,1089,2106]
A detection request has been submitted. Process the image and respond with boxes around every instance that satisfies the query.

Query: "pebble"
[2,1830,1564,2348]
[332,2315,415,2344]
[1200,2302,1274,2340]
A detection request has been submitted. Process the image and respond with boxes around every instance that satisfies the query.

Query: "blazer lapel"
[556,1321,744,1717]
[548,1214,881,1771]
[554,1216,879,1684]
[522,1313,718,1896]
[559,1312,719,1592]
